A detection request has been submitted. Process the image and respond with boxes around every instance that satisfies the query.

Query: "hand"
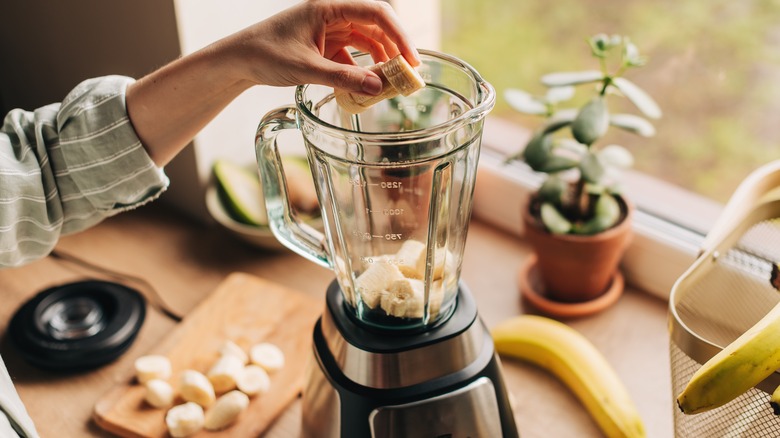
[128,0,420,166]
[216,0,421,95]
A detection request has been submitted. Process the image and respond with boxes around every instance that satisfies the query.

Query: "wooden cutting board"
[94,272,322,437]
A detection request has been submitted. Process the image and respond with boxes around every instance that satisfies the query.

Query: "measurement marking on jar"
[348,179,403,191]
[352,231,403,241]
[361,256,405,265]
[366,208,405,215]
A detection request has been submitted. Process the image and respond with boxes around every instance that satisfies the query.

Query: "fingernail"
[362,75,383,95]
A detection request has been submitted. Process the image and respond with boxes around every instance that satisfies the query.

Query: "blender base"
[301,281,519,438]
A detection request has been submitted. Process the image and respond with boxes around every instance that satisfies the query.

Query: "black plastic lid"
[8,280,146,371]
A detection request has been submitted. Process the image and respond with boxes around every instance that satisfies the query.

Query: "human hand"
[216,0,421,95]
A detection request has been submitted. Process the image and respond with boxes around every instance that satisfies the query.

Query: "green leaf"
[572,97,610,145]
[541,109,577,134]
[554,138,588,157]
[522,133,553,171]
[541,70,604,87]
[541,202,573,234]
[580,152,605,183]
[610,113,656,137]
[612,77,662,119]
[505,89,547,115]
[572,193,621,235]
[588,34,610,57]
[538,176,567,204]
[622,40,646,67]
[598,145,634,169]
[545,86,576,104]
[538,155,580,173]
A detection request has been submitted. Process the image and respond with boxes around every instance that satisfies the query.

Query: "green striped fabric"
[0,75,169,436]
[0,75,169,267]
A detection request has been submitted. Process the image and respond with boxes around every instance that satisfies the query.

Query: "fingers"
[323,29,390,63]
[305,55,384,95]
[322,0,420,66]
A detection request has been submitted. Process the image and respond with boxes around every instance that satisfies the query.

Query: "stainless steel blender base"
[301,281,518,438]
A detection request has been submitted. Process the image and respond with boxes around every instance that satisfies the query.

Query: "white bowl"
[205,184,287,251]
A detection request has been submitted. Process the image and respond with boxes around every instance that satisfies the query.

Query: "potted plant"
[505,34,661,315]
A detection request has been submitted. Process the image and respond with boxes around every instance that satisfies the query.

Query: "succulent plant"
[506,34,661,235]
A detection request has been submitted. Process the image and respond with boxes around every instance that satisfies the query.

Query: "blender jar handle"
[254,106,331,269]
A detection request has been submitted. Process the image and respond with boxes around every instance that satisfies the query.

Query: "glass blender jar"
[256,49,517,438]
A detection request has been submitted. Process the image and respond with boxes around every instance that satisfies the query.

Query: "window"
[439,0,780,205]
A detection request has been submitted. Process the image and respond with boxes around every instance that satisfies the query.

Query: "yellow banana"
[491,315,645,438]
[770,383,780,415]
[335,54,425,114]
[677,299,780,414]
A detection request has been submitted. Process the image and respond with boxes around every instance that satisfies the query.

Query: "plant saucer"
[518,254,624,318]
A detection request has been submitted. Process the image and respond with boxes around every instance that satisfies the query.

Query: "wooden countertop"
[0,202,673,437]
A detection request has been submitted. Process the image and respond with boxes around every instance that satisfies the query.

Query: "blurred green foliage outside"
[442,0,780,202]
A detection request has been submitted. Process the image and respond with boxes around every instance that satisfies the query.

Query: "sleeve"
[0,355,39,438]
[0,75,169,267]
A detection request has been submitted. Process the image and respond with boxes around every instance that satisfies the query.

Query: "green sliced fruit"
[213,160,268,227]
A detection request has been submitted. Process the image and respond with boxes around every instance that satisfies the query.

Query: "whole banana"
[491,315,646,438]
[677,299,780,414]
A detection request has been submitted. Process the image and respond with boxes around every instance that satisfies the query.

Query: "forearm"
[126,43,253,167]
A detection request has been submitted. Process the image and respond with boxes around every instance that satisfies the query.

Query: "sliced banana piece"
[381,278,423,318]
[334,55,425,114]
[219,340,249,364]
[165,402,204,438]
[236,364,271,396]
[381,54,426,96]
[204,390,249,431]
[416,247,457,281]
[394,239,426,279]
[207,354,244,393]
[380,278,445,319]
[134,355,171,384]
[144,379,174,409]
[355,263,405,308]
[179,369,216,407]
[249,342,285,373]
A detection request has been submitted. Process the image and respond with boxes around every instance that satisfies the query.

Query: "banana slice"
[334,55,425,114]
[416,247,457,281]
[219,340,249,364]
[204,390,249,431]
[144,379,174,409]
[249,343,285,373]
[381,54,426,97]
[207,355,244,393]
[380,278,424,318]
[134,355,172,384]
[380,278,445,319]
[165,402,205,438]
[395,240,426,279]
[355,263,405,308]
[179,370,216,408]
[236,364,271,396]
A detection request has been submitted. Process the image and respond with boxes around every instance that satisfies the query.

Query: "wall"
[0,0,440,221]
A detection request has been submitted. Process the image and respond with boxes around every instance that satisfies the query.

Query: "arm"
[127,0,420,166]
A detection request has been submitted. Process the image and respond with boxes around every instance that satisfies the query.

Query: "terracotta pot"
[521,195,634,303]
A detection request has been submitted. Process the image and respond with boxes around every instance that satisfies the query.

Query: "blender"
[255,50,518,438]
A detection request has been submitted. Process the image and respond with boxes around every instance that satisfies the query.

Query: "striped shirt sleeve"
[0,75,169,267]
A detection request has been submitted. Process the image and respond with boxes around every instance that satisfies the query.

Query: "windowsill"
[473,116,726,301]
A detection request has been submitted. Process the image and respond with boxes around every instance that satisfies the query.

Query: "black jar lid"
[8,280,145,371]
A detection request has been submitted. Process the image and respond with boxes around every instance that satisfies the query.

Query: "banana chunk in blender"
[354,239,452,319]
[355,263,406,309]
